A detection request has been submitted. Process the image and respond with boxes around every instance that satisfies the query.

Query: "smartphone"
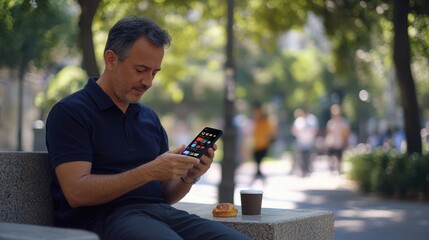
[181,127,223,159]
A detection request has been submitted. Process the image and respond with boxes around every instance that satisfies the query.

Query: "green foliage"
[233,32,331,123]
[35,66,87,111]
[306,0,428,146]
[235,0,308,49]
[0,0,74,70]
[84,0,330,121]
[348,150,429,200]
[88,0,229,120]
[32,0,429,129]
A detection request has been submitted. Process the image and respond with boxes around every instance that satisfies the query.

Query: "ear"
[104,50,118,71]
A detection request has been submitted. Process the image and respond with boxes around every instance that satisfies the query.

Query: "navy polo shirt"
[46,77,169,229]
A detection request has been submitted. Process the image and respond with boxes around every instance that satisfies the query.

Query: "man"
[46,16,249,240]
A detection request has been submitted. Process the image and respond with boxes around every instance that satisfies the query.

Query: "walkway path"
[181,155,429,240]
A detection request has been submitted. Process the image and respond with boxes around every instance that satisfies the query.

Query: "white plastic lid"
[240,189,263,194]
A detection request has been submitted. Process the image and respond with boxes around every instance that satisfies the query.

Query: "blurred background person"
[251,102,276,181]
[325,104,350,175]
[291,108,319,177]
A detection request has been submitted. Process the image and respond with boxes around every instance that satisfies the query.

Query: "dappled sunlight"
[335,220,366,232]
[336,209,404,221]
[305,194,328,205]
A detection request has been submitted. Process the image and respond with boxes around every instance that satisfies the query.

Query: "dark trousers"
[253,148,268,177]
[93,203,250,240]
[300,149,312,176]
[328,148,344,173]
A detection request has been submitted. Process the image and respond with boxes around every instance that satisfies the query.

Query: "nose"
[140,72,154,89]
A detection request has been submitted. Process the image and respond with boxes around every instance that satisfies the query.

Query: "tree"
[311,0,428,154]
[242,0,428,154]
[77,0,101,77]
[219,0,237,203]
[0,0,72,150]
[392,0,425,154]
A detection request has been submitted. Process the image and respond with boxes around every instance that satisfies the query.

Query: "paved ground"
[181,154,429,240]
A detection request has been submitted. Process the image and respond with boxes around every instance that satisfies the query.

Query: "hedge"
[348,150,429,200]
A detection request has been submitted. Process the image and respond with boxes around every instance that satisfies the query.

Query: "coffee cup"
[240,189,263,215]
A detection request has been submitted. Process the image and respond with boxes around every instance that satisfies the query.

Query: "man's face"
[108,37,164,109]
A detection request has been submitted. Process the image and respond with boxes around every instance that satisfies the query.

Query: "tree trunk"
[77,0,101,77]
[219,0,237,203]
[17,40,31,151]
[393,0,422,154]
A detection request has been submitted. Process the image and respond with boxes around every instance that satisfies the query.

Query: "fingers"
[152,152,200,180]
[202,144,216,160]
[172,153,201,176]
[193,152,213,174]
[156,144,218,181]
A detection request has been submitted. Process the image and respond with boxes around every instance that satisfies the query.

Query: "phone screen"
[181,127,223,158]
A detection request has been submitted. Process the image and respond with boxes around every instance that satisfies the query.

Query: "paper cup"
[240,189,263,215]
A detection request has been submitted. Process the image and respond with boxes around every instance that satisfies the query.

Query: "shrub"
[348,150,429,200]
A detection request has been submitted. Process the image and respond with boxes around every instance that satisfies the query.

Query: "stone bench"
[174,202,333,240]
[0,152,334,239]
[0,152,99,240]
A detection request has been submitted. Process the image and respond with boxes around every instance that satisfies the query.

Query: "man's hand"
[145,146,200,182]
[161,144,217,204]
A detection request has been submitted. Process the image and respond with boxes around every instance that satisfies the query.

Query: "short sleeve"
[46,103,93,168]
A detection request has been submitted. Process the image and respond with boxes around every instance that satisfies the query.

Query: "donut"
[212,203,238,217]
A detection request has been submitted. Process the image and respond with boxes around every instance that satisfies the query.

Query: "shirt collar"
[85,77,142,114]
[85,77,115,110]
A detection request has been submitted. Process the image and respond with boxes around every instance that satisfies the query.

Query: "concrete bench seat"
[174,202,333,240]
[0,152,334,239]
[0,222,99,240]
[0,152,99,240]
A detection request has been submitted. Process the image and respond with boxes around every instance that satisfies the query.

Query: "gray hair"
[104,16,171,61]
